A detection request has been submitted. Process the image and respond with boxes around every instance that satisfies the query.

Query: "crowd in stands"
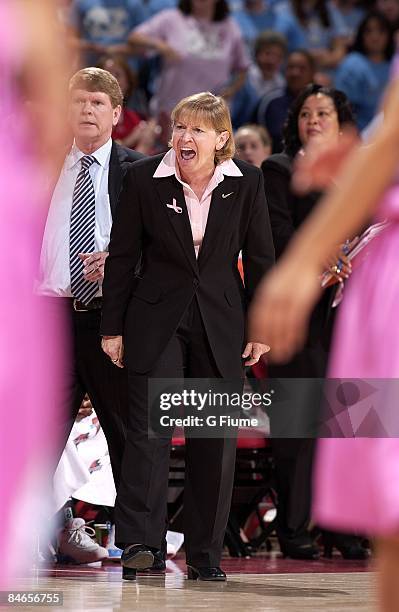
[56,0,399,149]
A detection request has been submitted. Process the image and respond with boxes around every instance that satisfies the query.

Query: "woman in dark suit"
[263,83,367,560]
[101,92,274,581]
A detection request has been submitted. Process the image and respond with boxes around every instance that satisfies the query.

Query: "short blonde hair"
[69,67,123,108]
[171,92,235,164]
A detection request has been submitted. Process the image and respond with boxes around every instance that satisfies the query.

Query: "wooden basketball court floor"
[3,554,374,611]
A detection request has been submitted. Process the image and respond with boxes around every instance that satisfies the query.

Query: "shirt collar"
[65,138,113,171]
[153,148,243,180]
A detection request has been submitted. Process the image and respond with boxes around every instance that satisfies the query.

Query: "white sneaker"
[58,518,108,564]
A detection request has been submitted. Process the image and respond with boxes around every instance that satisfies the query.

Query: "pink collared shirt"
[154,148,243,258]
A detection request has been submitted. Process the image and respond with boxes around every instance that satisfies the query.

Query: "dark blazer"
[262,152,334,375]
[261,153,322,259]
[108,142,143,217]
[101,154,275,377]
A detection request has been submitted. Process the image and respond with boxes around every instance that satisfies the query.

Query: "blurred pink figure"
[0,1,65,587]
[313,210,399,535]
[313,53,399,537]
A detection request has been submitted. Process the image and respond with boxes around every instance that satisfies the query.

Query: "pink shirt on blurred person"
[154,148,242,257]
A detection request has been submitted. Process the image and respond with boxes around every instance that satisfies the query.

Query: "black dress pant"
[271,438,315,544]
[115,298,238,566]
[268,332,329,546]
[47,298,128,487]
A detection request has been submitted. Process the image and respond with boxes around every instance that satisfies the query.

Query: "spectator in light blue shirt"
[328,1,365,41]
[233,0,278,49]
[274,0,348,70]
[68,0,147,66]
[335,10,394,130]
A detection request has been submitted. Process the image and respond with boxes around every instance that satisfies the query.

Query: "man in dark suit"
[101,92,274,580]
[37,67,142,562]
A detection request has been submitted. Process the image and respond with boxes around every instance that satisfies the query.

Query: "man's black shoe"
[137,547,166,572]
[121,544,154,570]
[150,548,166,571]
[122,553,164,579]
[187,565,226,581]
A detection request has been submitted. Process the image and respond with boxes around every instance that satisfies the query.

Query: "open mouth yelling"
[180,147,196,161]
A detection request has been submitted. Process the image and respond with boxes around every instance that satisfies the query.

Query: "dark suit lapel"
[198,177,240,266]
[108,141,124,219]
[153,176,199,275]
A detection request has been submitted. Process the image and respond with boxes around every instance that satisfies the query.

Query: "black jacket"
[107,142,143,217]
[101,154,275,376]
[262,153,322,259]
[262,152,334,376]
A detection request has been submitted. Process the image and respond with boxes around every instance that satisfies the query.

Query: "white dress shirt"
[153,148,243,258]
[37,139,113,297]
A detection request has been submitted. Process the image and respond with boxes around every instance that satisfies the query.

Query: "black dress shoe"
[150,549,166,571]
[187,565,226,581]
[279,537,320,560]
[121,544,154,570]
[323,532,369,560]
[122,553,165,579]
[138,548,166,573]
[122,566,137,581]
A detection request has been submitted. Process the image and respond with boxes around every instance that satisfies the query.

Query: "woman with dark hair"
[283,83,355,160]
[336,10,394,129]
[261,83,367,560]
[124,0,249,142]
[274,0,348,69]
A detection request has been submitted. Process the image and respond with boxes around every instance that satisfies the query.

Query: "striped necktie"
[69,155,98,305]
